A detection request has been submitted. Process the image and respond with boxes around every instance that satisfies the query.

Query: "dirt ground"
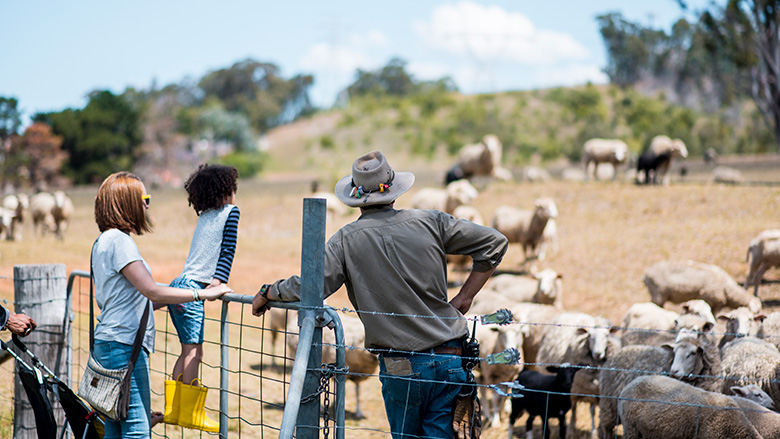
[0,154,779,438]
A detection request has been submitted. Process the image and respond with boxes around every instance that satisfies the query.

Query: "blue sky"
[0,1,709,121]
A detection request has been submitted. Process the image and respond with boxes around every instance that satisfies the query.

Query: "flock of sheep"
[282,134,780,438]
[0,191,74,242]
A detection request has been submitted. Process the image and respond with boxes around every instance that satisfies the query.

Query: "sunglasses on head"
[142,194,151,207]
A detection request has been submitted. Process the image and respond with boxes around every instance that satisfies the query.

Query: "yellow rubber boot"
[163,378,181,424]
[177,380,220,432]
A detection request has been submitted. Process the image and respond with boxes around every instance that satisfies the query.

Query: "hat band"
[349,170,395,199]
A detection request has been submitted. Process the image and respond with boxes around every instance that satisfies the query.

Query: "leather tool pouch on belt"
[453,332,482,439]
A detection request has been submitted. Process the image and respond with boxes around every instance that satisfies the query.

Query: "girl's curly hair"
[184,164,239,215]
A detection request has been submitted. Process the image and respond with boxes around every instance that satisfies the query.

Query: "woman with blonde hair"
[91,172,232,438]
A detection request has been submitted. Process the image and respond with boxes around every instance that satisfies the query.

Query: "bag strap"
[89,234,151,371]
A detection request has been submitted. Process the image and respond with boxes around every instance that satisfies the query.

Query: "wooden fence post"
[13,264,68,439]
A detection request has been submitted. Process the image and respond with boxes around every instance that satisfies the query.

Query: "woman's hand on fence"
[201,284,232,301]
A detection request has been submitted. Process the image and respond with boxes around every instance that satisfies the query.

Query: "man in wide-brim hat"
[252,150,508,437]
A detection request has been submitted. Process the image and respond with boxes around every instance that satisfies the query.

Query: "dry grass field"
[0,155,779,438]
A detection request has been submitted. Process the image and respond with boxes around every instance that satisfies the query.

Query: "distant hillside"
[262,84,775,187]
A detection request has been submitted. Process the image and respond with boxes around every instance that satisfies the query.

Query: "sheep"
[716,307,766,348]
[665,335,722,392]
[0,207,15,241]
[2,193,28,241]
[472,321,525,429]
[522,166,551,183]
[647,135,689,185]
[745,229,780,297]
[681,299,717,325]
[52,191,74,240]
[507,364,579,439]
[537,312,619,369]
[618,375,763,439]
[757,311,780,351]
[582,138,628,181]
[720,336,780,411]
[731,394,780,438]
[635,150,672,185]
[621,313,714,347]
[479,269,564,310]
[29,192,57,238]
[642,259,762,314]
[537,198,559,262]
[598,345,673,439]
[264,307,294,366]
[491,198,558,270]
[712,166,745,184]
[732,384,776,410]
[510,303,563,371]
[285,313,378,419]
[410,179,479,214]
[445,134,510,184]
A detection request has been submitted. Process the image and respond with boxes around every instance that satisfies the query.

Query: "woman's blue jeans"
[93,340,151,439]
[378,343,467,439]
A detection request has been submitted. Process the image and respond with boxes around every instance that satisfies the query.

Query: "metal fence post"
[296,198,326,439]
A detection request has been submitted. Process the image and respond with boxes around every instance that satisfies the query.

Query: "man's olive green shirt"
[267,205,508,352]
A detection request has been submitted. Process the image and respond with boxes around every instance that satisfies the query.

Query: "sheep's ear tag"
[486,347,521,365]
[481,309,513,326]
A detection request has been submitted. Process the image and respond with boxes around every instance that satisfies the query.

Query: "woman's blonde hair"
[94,172,152,235]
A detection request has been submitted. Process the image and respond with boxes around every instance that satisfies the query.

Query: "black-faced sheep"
[720,336,780,411]
[507,364,579,439]
[635,150,672,185]
[745,229,780,297]
[491,198,558,270]
[410,179,479,214]
[618,375,763,439]
[582,138,628,181]
[642,259,762,314]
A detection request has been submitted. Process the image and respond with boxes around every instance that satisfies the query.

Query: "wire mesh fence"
[4,269,780,438]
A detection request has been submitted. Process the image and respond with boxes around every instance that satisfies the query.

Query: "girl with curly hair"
[163,164,240,432]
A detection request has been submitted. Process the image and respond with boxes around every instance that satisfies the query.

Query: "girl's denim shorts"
[167,277,208,344]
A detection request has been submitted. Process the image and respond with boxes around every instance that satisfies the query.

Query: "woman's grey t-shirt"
[92,229,155,353]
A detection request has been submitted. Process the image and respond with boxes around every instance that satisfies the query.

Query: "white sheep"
[716,307,766,348]
[472,321,525,429]
[648,135,688,185]
[2,193,28,241]
[29,192,57,237]
[622,312,714,347]
[618,375,763,439]
[509,303,563,371]
[665,335,723,392]
[52,190,74,240]
[745,229,780,297]
[582,138,629,181]
[712,166,745,184]
[680,299,717,325]
[720,336,780,411]
[0,207,15,241]
[537,200,559,262]
[285,313,378,419]
[478,269,564,311]
[491,198,558,269]
[731,393,780,438]
[410,179,479,214]
[598,345,673,439]
[265,307,294,366]
[537,312,619,368]
[643,259,762,314]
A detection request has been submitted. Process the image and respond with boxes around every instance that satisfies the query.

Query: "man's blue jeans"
[93,340,152,439]
[378,341,467,439]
